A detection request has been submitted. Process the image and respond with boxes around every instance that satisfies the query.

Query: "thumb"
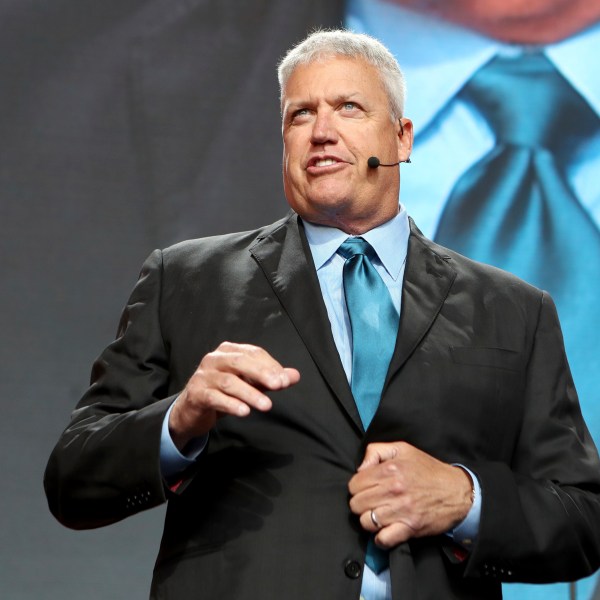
[357,442,401,471]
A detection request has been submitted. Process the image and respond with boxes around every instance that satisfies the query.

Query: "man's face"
[281,57,412,234]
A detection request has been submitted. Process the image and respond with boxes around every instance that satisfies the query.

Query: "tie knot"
[461,52,597,151]
[337,237,376,262]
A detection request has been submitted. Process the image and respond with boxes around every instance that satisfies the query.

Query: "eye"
[288,107,312,125]
[339,101,363,117]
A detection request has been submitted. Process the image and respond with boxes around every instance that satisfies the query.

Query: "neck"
[314,207,400,236]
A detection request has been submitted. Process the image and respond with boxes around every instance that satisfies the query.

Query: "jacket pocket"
[450,347,522,372]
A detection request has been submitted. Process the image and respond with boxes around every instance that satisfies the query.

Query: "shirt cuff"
[159,400,208,479]
[450,465,481,549]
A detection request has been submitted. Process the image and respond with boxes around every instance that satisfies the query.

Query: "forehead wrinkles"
[281,59,389,115]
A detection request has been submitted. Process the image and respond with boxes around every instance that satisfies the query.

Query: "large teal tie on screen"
[434,53,600,401]
[337,237,399,574]
[434,52,600,600]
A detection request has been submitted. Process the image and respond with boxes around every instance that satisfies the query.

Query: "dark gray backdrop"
[0,1,342,597]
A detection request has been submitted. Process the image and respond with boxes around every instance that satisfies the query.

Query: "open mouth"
[307,156,347,170]
[313,158,338,167]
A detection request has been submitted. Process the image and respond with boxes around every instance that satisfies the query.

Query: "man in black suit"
[45,30,600,599]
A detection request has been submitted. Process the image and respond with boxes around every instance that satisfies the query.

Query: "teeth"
[314,158,337,167]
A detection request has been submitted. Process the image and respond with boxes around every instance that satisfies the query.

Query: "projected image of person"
[348,5,600,595]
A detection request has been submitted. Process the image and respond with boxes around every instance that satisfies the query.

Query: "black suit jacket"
[44,213,600,599]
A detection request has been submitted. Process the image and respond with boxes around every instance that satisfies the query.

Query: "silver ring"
[370,509,382,529]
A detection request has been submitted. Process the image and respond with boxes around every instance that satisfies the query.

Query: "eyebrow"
[283,92,363,113]
[329,92,362,104]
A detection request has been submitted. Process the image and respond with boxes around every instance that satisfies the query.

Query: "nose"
[310,110,338,146]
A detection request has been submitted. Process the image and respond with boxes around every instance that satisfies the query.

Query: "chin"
[306,182,353,207]
[307,194,353,216]
[289,196,349,227]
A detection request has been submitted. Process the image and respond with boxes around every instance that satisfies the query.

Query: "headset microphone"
[367,156,411,168]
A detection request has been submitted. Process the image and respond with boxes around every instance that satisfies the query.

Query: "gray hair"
[277,29,406,119]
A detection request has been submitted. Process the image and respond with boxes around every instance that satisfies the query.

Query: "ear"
[396,118,414,163]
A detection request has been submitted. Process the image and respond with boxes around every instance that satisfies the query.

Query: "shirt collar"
[346,0,600,131]
[302,205,410,281]
[546,21,600,118]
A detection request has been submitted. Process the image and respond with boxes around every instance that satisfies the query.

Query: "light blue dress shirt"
[303,209,408,382]
[347,2,600,598]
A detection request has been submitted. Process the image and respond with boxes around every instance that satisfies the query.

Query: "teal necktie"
[435,53,600,403]
[338,237,399,574]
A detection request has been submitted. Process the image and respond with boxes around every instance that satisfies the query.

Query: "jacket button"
[344,560,362,579]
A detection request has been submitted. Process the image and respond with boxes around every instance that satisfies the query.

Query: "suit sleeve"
[464,292,600,582]
[44,250,174,529]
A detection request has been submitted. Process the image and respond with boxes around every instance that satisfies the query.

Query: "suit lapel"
[250,213,363,432]
[385,220,457,387]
